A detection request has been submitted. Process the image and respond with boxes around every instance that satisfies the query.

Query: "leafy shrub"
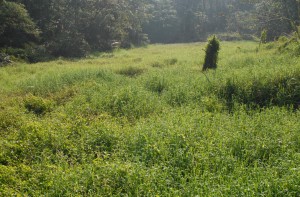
[277,36,300,57]
[200,96,224,112]
[24,95,54,115]
[0,53,11,66]
[0,110,21,131]
[47,32,90,58]
[116,66,145,77]
[203,35,220,71]
[1,48,26,60]
[24,45,52,63]
[218,72,300,109]
[1,45,52,63]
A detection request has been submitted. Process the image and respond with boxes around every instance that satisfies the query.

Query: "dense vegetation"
[1,0,300,195]
[0,40,299,196]
[1,0,300,60]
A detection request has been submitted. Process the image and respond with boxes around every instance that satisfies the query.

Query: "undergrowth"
[0,41,299,196]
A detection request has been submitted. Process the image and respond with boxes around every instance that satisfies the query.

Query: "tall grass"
[0,41,299,196]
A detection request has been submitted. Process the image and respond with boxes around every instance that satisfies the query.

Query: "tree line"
[0,0,299,60]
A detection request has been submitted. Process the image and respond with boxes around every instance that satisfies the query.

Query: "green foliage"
[202,35,220,71]
[102,87,160,120]
[260,29,268,44]
[0,53,11,66]
[3,0,300,62]
[0,109,22,132]
[24,94,54,115]
[255,0,299,41]
[216,32,243,41]
[0,42,300,196]
[164,58,178,65]
[165,85,188,106]
[47,32,90,58]
[116,66,146,78]
[24,45,52,63]
[145,76,168,94]
[1,46,51,63]
[0,1,39,48]
[150,61,165,68]
[20,68,112,96]
[218,71,300,110]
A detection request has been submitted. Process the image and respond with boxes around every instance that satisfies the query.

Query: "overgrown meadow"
[0,41,299,196]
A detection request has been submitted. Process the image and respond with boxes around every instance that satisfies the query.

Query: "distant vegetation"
[1,0,300,60]
[0,41,299,196]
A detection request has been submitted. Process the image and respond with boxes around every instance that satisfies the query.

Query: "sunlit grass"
[0,41,299,196]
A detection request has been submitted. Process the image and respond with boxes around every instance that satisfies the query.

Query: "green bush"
[0,110,21,132]
[1,45,52,63]
[47,32,90,58]
[0,53,11,66]
[203,35,220,71]
[24,95,54,115]
[1,48,26,60]
[24,45,52,63]
[218,72,300,110]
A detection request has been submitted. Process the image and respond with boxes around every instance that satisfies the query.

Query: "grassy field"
[0,41,300,196]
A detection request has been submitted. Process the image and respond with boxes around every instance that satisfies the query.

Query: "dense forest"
[0,0,300,59]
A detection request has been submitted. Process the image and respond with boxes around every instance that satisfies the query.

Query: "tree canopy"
[1,0,300,58]
[0,0,39,48]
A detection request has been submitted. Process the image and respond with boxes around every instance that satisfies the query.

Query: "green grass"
[0,41,300,196]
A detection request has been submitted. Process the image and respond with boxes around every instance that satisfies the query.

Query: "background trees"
[255,0,300,41]
[1,0,300,59]
[5,0,149,57]
[0,0,39,48]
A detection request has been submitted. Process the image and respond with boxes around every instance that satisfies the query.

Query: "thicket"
[202,36,220,71]
[0,53,11,66]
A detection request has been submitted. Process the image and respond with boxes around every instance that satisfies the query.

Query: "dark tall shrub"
[0,53,11,66]
[47,32,90,58]
[202,35,220,71]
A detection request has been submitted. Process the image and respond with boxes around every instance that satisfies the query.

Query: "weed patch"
[164,58,178,65]
[1,42,300,196]
[116,66,145,77]
[145,76,168,94]
[218,71,300,110]
[24,94,54,115]
[150,61,165,68]
[102,87,160,121]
